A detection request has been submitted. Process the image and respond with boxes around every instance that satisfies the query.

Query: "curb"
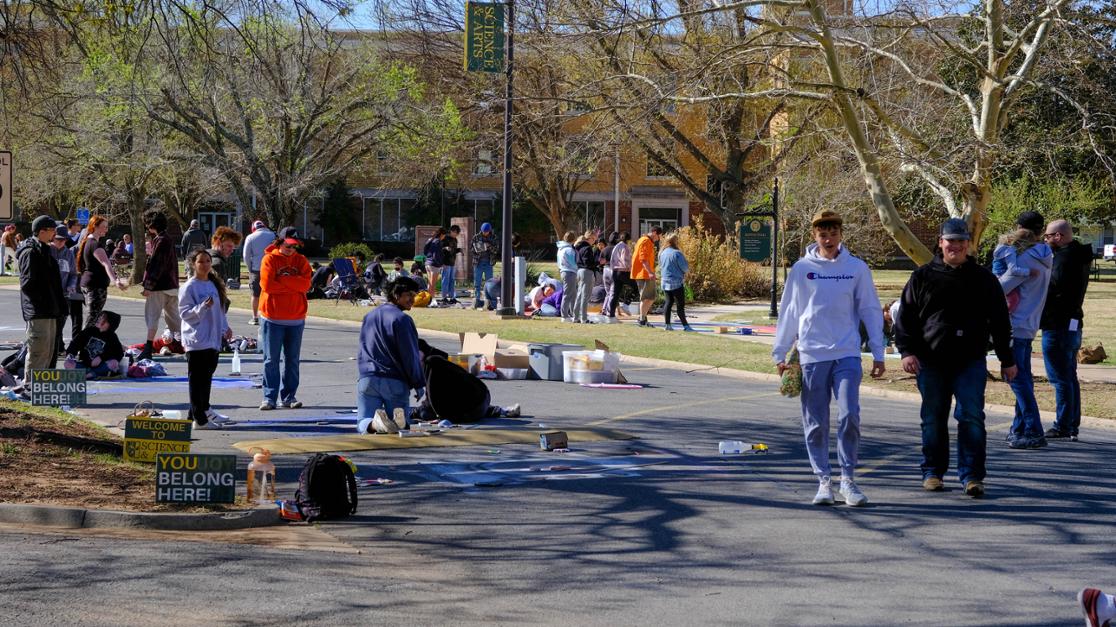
[0,503,283,531]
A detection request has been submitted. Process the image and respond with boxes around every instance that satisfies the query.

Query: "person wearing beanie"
[894,218,1017,498]
[773,210,885,507]
[470,222,499,309]
[18,216,66,386]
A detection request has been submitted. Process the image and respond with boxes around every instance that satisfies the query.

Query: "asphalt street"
[1,287,1114,626]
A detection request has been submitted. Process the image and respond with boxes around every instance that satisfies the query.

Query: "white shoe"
[206,409,230,425]
[248,317,259,326]
[371,409,398,434]
[281,398,303,409]
[259,400,275,411]
[194,419,221,430]
[392,407,408,430]
[812,477,835,505]
[503,403,521,418]
[840,478,868,507]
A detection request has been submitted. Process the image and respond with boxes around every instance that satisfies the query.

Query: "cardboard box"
[459,332,531,369]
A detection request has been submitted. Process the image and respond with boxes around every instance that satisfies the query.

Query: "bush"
[676,216,770,302]
[328,242,375,261]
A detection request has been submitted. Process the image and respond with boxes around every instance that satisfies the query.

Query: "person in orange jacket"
[630,225,662,327]
[258,227,312,410]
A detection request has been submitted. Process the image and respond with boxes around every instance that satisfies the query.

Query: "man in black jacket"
[18,215,66,385]
[1039,219,1092,441]
[894,218,1017,499]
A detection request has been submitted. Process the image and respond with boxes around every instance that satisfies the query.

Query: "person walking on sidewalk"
[608,231,634,320]
[439,225,461,304]
[137,210,181,362]
[657,232,694,332]
[356,276,426,432]
[422,228,445,303]
[997,210,1052,450]
[51,225,83,359]
[242,220,274,326]
[18,216,66,387]
[258,227,311,410]
[895,218,1016,499]
[471,223,499,309]
[773,210,885,507]
[630,226,662,327]
[179,249,233,429]
[76,216,128,330]
[1041,219,1092,442]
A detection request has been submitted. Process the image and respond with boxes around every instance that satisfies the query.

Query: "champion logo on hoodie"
[806,272,855,281]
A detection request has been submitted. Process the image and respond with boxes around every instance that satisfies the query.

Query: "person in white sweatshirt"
[555,231,578,322]
[179,249,234,429]
[773,210,886,507]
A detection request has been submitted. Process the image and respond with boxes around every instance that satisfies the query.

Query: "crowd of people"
[773,209,1092,506]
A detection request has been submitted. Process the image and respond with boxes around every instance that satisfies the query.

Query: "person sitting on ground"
[533,285,562,317]
[308,262,335,300]
[387,256,410,282]
[411,339,520,423]
[365,254,388,295]
[356,276,426,434]
[112,239,132,265]
[409,264,429,293]
[64,311,125,379]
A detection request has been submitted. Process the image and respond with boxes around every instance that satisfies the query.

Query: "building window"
[363,198,416,241]
[572,201,607,233]
[475,149,495,176]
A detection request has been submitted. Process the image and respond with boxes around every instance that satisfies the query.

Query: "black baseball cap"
[1015,211,1044,233]
[278,227,302,246]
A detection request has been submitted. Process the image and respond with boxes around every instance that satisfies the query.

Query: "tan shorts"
[636,279,656,301]
[249,272,262,297]
[144,289,182,333]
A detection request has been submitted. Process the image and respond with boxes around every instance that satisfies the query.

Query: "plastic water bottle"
[719,441,768,455]
[230,348,242,376]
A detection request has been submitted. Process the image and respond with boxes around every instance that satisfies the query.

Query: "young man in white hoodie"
[773,210,886,507]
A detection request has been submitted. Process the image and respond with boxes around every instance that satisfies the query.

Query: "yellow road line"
[588,392,781,426]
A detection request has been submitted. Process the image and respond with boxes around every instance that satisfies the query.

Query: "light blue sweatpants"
[799,356,862,479]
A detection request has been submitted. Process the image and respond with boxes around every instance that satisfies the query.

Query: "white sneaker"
[392,407,408,430]
[194,419,221,430]
[259,400,275,411]
[281,398,303,409]
[812,477,835,505]
[503,403,521,418]
[371,409,398,434]
[248,317,259,326]
[206,409,230,425]
[840,478,868,507]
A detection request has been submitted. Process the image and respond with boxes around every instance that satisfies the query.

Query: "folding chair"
[331,258,361,305]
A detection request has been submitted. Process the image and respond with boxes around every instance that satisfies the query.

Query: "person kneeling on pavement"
[356,276,427,434]
[410,340,521,425]
[64,311,125,379]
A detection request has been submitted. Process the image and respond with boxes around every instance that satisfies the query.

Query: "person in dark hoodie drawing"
[64,310,125,378]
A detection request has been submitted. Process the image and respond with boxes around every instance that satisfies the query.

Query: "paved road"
[1,288,1114,625]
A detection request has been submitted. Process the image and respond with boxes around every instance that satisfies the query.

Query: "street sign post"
[739,219,772,262]
[0,151,11,222]
[737,178,781,318]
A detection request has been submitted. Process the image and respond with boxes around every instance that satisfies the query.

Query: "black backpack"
[294,453,358,522]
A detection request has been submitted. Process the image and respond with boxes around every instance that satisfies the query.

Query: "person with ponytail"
[76,216,127,328]
[179,248,233,429]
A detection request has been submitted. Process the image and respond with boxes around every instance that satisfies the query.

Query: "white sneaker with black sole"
[840,478,868,507]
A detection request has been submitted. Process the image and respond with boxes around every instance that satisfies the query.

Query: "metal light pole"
[769,178,779,319]
[496,0,516,316]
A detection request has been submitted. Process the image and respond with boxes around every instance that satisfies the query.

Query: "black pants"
[663,287,688,326]
[609,271,636,317]
[187,349,219,423]
[55,300,84,354]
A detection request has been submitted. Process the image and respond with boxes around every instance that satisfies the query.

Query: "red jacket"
[259,244,311,321]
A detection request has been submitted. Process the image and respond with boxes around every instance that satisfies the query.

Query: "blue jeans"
[261,320,304,404]
[474,260,494,308]
[357,375,410,419]
[441,265,456,299]
[917,358,988,485]
[799,357,862,479]
[1008,338,1043,438]
[1042,329,1082,435]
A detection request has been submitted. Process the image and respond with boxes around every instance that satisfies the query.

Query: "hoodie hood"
[556,241,571,250]
[804,242,846,262]
[101,310,121,332]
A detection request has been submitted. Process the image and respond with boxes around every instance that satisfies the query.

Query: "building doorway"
[197,211,233,238]
[637,206,683,236]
